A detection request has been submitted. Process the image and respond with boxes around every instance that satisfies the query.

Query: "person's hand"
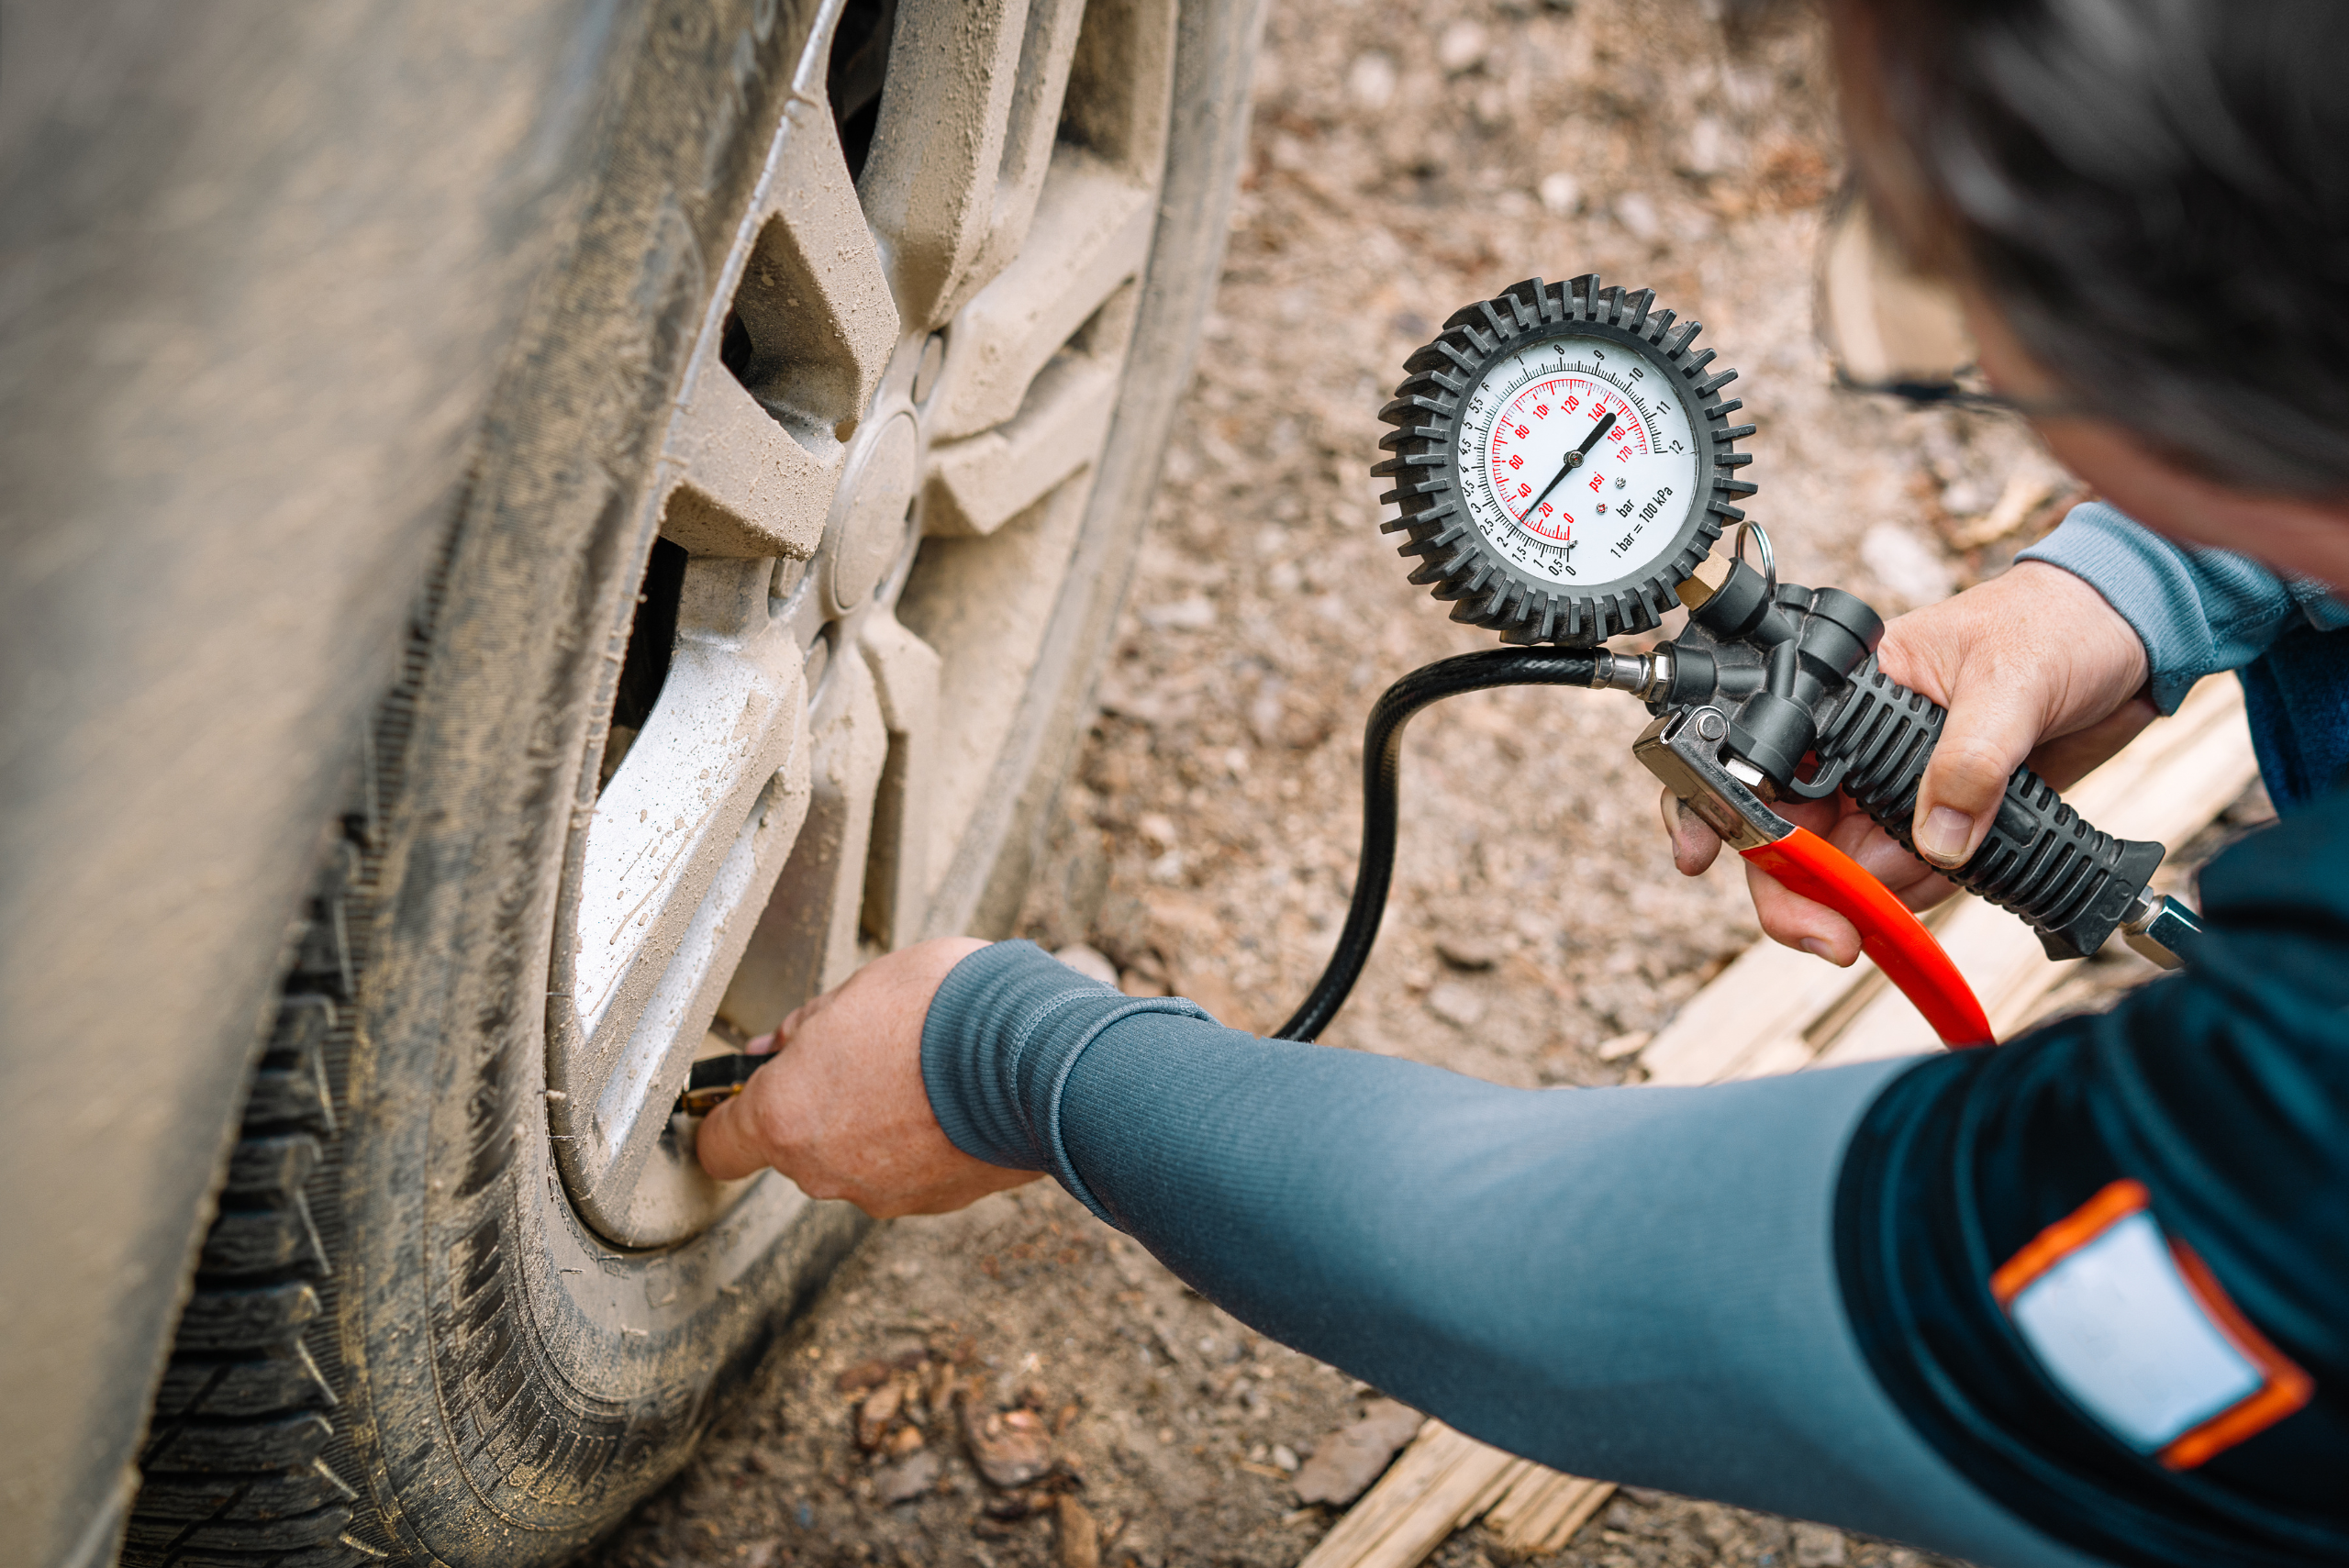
[1664,562,2155,964]
[696,936,1041,1217]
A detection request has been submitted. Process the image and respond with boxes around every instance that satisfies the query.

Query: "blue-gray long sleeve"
[2018,502,2349,807]
[2017,501,2349,715]
[922,940,2095,1567]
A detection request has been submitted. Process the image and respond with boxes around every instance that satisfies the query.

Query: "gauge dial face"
[1456,335,1699,586]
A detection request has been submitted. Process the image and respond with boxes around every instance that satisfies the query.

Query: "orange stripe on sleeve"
[2157,1241,2314,1469]
[1989,1178,2151,1307]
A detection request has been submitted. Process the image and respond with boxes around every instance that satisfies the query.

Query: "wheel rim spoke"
[858,610,944,950]
[919,0,1177,439]
[858,0,1039,329]
[965,0,1093,310]
[567,562,807,1045]
[733,97,900,434]
[923,339,1120,537]
[579,745,811,1222]
[664,362,839,560]
[717,642,894,1033]
[896,475,1097,889]
[1059,0,1180,178]
[921,149,1154,441]
[555,561,812,1214]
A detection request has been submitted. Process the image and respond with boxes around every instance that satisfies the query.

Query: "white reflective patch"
[2009,1210,2263,1451]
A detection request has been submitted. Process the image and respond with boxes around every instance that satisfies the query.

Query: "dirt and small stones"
[1792,1521,1851,1567]
[1858,523,1955,610]
[1594,1029,1653,1062]
[981,1487,1074,1528]
[854,1380,905,1451]
[1425,980,1490,1030]
[1056,1495,1105,1568]
[873,1451,941,1507]
[1435,936,1502,972]
[834,1359,892,1395]
[1436,19,1489,73]
[1054,944,1123,987]
[1292,1398,1426,1507]
[967,1405,1058,1490]
[1566,1495,1950,1568]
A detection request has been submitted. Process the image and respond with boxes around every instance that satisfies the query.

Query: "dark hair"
[1844,0,2349,495]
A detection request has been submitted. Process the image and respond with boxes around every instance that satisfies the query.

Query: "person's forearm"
[922,942,2096,1568]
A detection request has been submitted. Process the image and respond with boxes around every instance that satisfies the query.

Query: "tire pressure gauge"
[1377,274,1757,644]
[1268,271,2192,1052]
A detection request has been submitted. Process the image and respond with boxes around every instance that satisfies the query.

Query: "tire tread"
[125,943,373,1562]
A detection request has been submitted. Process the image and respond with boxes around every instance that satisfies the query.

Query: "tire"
[121,1,1262,1562]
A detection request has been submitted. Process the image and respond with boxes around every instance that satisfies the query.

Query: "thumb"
[1912,684,2039,869]
[695,1093,767,1182]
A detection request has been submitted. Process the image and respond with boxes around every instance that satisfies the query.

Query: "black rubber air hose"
[1274,647,1599,1042]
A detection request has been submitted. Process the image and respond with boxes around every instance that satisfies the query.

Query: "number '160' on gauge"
[1377,274,1760,646]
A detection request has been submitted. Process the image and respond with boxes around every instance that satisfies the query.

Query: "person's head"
[1824,0,2349,587]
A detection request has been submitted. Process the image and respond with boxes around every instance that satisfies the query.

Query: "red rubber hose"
[1741,828,1994,1049]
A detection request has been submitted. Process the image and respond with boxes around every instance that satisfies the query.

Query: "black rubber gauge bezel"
[1375,274,1756,644]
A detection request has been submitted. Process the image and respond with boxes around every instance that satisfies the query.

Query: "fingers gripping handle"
[1814,663,2166,962]
[1632,705,1990,1045]
[1741,829,1993,1049]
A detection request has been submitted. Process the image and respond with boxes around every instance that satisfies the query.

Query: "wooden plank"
[1300,1419,1612,1568]
[1485,1466,1615,1553]
[1520,1478,1614,1552]
[1641,940,1876,1086]
[1481,1462,1565,1536]
[1297,1422,1519,1568]
[1464,1456,1536,1522]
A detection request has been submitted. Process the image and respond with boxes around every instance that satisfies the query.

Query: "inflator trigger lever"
[1635,705,1995,1049]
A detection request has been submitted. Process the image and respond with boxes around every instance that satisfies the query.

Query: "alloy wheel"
[547,0,1182,1246]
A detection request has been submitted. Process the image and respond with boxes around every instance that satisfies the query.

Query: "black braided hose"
[1273,647,1598,1042]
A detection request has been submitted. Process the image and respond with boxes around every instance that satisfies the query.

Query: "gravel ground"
[585,3,2250,1564]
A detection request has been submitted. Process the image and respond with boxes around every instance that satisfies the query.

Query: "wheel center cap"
[826,413,918,614]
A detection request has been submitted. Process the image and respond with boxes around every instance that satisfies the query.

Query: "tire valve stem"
[675,1051,768,1116]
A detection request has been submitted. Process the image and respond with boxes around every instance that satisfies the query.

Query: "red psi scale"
[1482,376,1648,544]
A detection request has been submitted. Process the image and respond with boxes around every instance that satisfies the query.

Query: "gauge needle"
[1522,409,1618,516]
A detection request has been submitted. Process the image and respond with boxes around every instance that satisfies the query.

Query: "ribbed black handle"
[1815,662,2165,961]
